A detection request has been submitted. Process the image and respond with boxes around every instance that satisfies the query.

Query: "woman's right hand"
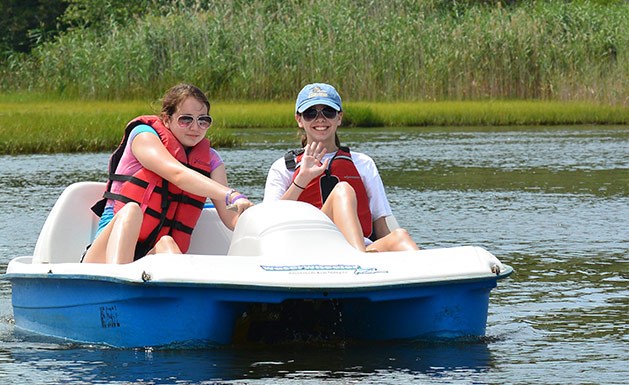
[234,197,254,214]
[296,142,328,185]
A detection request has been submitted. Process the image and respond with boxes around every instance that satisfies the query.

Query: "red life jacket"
[95,115,212,260]
[286,147,373,238]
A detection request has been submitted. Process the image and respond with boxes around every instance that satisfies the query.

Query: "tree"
[62,0,168,28]
[0,0,68,54]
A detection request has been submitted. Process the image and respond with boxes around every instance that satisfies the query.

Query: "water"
[0,126,627,384]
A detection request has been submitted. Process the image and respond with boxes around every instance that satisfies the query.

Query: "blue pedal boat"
[4,182,512,348]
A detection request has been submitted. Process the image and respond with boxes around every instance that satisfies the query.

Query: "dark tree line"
[0,0,67,54]
[0,0,161,55]
[1,0,623,57]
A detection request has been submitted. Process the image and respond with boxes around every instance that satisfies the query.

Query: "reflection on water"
[0,339,494,384]
[0,126,627,384]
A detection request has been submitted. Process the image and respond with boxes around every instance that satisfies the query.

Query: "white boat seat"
[32,182,234,264]
[187,207,233,255]
[33,182,104,264]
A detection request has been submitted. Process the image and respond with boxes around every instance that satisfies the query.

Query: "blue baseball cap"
[295,83,342,113]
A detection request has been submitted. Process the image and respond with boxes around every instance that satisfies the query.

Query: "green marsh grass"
[0,100,238,154]
[2,1,627,105]
[363,101,629,126]
[1,98,626,154]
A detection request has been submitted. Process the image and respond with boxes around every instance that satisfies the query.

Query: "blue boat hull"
[5,185,513,348]
[9,274,498,347]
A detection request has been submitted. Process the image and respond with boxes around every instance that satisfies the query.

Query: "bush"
[1,0,627,105]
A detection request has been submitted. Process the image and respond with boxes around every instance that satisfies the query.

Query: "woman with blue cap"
[264,83,418,252]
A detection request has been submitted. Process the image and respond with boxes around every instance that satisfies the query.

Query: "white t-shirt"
[264,150,392,221]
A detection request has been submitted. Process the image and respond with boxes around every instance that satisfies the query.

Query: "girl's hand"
[296,142,328,185]
[226,192,254,214]
[234,197,254,214]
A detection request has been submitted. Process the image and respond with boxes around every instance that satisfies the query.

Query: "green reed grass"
[1,98,626,154]
[0,99,239,154]
[1,1,627,105]
[361,101,629,126]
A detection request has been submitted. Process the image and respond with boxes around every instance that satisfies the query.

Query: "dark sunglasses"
[301,106,338,121]
[175,114,213,129]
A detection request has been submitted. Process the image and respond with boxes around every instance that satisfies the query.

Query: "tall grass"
[0,100,238,154]
[1,0,627,105]
[1,98,626,154]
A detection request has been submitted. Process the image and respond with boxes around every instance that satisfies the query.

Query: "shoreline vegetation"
[1,98,627,154]
[1,1,627,154]
[1,1,628,104]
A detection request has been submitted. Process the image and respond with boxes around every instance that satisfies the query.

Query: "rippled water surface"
[1,126,627,384]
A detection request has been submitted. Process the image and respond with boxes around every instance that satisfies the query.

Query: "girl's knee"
[335,181,354,192]
[159,235,175,244]
[391,228,419,250]
[392,228,410,241]
[155,235,181,254]
[118,202,142,217]
[331,181,356,199]
[113,203,143,231]
[114,203,143,232]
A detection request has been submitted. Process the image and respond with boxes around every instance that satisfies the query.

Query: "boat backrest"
[187,207,233,255]
[32,182,233,264]
[33,182,104,264]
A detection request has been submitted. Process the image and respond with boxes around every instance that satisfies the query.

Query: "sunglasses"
[175,114,213,129]
[301,106,338,121]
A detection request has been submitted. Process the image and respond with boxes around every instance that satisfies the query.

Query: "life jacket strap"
[320,146,352,201]
[135,181,172,260]
[284,148,305,171]
[103,192,139,206]
[105,173,205,211]
[108,173,149,188]
[180,194,205,209]
[187,163,212,178]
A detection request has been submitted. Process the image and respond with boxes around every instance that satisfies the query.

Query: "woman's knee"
[117,202,142,217]
[391,228,419,250]
[330,181,356,200]
[391,228,411,241]
[155,235,181,254]
[158,235,176,245]
[116,203,143,224]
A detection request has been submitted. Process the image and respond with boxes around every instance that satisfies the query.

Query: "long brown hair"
[160,84,210,118]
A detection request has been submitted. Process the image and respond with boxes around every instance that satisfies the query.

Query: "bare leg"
[320,182,366,251]
[104,203,144,264]
[148,235,182,255]
[367,229,419,252]
[83,203,143,264]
